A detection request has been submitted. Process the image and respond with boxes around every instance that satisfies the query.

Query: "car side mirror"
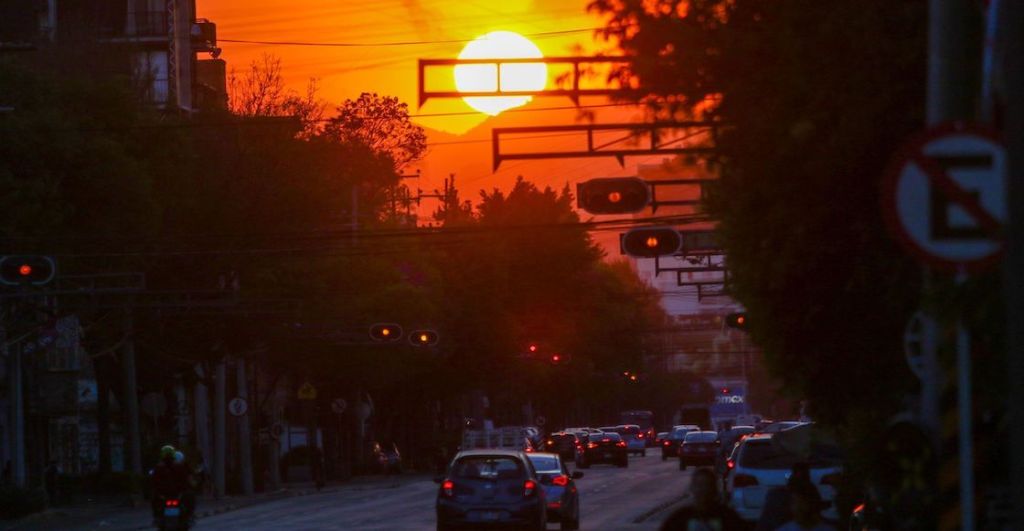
[433,476,444,484]
[572,471,584,479]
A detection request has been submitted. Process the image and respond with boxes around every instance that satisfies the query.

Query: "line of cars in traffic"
[433,423,657,530]
[656,420,844,524]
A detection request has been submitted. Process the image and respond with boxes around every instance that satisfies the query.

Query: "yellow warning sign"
[297,382,317,400]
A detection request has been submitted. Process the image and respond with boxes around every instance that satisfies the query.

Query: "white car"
[725,433,841,522]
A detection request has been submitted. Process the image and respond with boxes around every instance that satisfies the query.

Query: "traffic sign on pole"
[881,123,1007,272]
[297,382,317,400]
[331,398,347,415]
[228,397,248,417]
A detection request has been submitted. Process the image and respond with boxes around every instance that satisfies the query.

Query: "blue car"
[435,449,547,531]
[526,452,583,530]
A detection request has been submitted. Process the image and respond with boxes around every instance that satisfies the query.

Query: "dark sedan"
[435,449,547,530]
[543,432,582,462]
[578,432,628,468]
[527,452,583,530]
[679,430,720,470]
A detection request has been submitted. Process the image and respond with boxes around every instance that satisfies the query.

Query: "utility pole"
[236,358,254,495]
[1000,1,1024,526]
[926,1,983,529]
[122,308,142,474]
[214,358,226,498]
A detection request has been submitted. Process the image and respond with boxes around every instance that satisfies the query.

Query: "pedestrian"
[659,468,746,531]
[43,460,60,506]
[774,482,836,531]
[756,462,813,531]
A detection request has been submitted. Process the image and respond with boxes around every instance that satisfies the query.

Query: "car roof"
[526,452,561,460]
[455,449,528,458]
[741,433,774,442]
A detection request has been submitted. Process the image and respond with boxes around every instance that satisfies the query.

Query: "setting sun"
[454,31,547,116]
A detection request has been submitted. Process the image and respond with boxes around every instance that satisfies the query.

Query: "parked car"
[661,425,699,460]
[435,449,547,530]
[526,452,583,530]
[724,433,842,522]
[578,432,628,469]
[613,425,647,456]
[679,431,720,470]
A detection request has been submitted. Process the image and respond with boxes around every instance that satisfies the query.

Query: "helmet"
[174,451,185,464]
[160,445,176,459]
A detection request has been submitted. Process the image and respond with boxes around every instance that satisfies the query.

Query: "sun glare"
[454,31,547,116]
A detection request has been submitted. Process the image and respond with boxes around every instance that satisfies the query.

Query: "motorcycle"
[157,497,190,531]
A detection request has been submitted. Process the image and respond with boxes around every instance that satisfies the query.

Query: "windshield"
[684,432,718,443]
[526,455,561,472]
[451,456,526,479]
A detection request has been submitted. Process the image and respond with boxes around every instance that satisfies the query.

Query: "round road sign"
[228,397,248,417]
[331,398,347,414]
[881,123,1007,272]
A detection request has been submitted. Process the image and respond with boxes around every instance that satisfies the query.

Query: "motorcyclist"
[174,451,198,524]
[151,445,189,526]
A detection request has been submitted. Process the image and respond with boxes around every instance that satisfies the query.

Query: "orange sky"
[197,0,700,231]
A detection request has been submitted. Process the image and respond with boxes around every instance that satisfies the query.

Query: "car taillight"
[588,442,598,449]
[165,499,180,507]
[637,433,644,438]
[442,479,454,497]
[821,473,842,487]
[663,440,671,446]
[727,460,735,469]
[552,475,569,487]
[524,479,537,497]
[616,441,626,447]
[733,474,758,488]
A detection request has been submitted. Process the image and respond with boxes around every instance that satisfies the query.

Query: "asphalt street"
[197,452,694,530]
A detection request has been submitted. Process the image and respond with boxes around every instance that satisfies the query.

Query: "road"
[197,452,693,530]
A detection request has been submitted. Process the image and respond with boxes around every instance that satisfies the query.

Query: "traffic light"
[621,227,682,258]
[368,323,403,342]
[576,177,650,214]
[0,255,56,286]
[409,329,439,346]
[725,312,748,330]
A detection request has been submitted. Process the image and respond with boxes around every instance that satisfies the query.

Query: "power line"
[218,26,609,48]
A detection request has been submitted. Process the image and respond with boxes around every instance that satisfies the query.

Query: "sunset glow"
[454,31,547,116]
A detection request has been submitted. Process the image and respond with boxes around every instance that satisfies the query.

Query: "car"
[660,425,699,460]
[543,432,583,462]
[526,452,583,530]
[758,420,805,434]
[435,449,547,530]
[655,432,668,446]
[679,430,720,470]
[578,432,628,468]
[716,426,755,474]
[724,434,842,522]
[613,424,647,456]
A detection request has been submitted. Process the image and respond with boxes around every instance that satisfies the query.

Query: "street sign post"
[228,397,248,417]
[883,123,1007,530]
[882,123,1008,272]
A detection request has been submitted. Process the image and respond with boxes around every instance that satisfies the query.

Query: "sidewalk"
[3,473,431,531]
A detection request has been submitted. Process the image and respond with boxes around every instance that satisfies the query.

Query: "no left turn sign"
[882,123,1007,272]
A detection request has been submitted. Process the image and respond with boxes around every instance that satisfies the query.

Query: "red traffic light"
[577,177,650,214]
[368,323,403,342]
[725,312,748,330]
[409,329,439,346]
[721,387,730,394]
[621,227,682,258]
[551,354,561,363]
[0,255,56,286]
[529,344,538,353]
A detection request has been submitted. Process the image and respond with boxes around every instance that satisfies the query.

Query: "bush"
[0,486,48,520]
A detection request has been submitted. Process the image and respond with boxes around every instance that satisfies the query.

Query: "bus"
[619,410,655,445]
